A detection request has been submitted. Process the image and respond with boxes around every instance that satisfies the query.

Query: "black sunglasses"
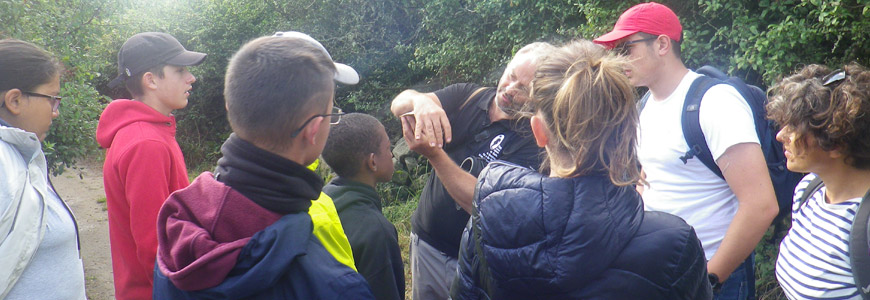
[22,91,63,112]
[822,69,847,86]
[289,106,345,138]
[614,37,658,56]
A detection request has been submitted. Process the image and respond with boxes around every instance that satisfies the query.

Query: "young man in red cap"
[594,3,778,300]
[97,32,206,300]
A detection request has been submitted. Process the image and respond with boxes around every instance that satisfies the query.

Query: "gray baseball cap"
[109,32,206,88]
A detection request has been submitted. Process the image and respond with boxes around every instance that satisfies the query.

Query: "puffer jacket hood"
[96,99,175,149]
[454,161,711,299]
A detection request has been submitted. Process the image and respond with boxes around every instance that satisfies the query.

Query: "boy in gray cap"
[96,32,205,300]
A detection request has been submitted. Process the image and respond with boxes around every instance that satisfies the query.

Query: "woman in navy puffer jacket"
[451,40,712,300]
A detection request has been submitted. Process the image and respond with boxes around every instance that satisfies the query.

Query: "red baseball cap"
[593,2,682,49]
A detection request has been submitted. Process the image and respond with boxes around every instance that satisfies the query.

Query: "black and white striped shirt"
[776,174,862,300]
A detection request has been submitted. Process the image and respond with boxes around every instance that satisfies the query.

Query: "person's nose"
[775,126,788,143]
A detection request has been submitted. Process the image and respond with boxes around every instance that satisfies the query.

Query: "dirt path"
[52,160,114,300]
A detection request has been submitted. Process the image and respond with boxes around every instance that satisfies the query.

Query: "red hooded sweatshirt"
[96,99,190,300]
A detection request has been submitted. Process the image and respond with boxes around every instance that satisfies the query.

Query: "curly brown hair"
[767,62,870,169]
[530,40,642,186]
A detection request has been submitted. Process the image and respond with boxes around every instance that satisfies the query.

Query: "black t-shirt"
[411,83,542,258]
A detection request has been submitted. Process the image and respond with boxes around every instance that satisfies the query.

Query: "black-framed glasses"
[22,91,62,112]
[822,69,847,86]
[614,37,658,56]
[289,106,345,138]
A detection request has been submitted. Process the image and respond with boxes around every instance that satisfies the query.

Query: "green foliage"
[3,1,868,296]
[0,0,119,174]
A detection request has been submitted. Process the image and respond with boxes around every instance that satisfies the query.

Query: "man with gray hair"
[390,42,555,299]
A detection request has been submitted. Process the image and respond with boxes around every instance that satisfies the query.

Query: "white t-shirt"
[776,173,862,300]
[638,70,758,259]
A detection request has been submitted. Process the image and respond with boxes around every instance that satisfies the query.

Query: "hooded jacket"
[96,99,189,300]
[153,135,373,299]
[452,162,712,300]
[153,174,373,299]
[0,120,84,299]
[324,177,405,300]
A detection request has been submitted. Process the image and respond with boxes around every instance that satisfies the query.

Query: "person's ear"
[530,115,549,147]
[366,153,377,173]
[2,89,26,115]
[655,35,671,57]
[301,116,325,145]
[142,72,158,91]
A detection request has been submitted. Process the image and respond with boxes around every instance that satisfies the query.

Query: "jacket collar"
[214,134,319,214]
[325,177,382,211]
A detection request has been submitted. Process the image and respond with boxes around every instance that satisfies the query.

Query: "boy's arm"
[707,143,778,282]
[119,140,176,284]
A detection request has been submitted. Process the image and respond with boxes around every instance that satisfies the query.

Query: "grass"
[383,196,418,300]
[96,196,107,211]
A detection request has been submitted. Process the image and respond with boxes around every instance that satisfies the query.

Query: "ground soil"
[52,160,114,300]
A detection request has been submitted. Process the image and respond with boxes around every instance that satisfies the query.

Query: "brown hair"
[767,62,870,169]
[224,36,337,151]
[531,40,642,186]
[124,64,165,98]
[0,39,61,93]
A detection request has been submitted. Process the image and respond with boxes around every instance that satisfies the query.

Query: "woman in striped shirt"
[768,63,870,300]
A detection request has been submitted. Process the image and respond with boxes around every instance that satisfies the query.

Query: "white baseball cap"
[273,31,359,85]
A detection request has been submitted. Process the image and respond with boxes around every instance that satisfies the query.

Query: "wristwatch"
[708,273,723,293]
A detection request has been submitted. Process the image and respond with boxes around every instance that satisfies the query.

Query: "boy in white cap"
[152,32,374,299]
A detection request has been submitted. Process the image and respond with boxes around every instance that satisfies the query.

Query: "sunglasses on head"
[822,69,847,86]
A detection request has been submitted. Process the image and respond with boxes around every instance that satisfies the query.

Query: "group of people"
[1,1,868,300]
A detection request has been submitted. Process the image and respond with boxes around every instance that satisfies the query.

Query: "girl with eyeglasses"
[0,39,85,299]
[770,63,870,300]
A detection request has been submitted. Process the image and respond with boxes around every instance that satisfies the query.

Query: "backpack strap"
[797,176,825,210]
[851,189,870,299]
[459,87,488,111]
[680,75,724,178]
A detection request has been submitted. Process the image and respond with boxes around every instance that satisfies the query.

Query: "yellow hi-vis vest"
[307,159,356,271]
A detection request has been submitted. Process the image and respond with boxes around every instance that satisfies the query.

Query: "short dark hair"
[224,36,337,150]
[124,64,166,98]
[0,39,61,93]
[322,113,385,178]
[768,62,870,169]
[637,32,682,59]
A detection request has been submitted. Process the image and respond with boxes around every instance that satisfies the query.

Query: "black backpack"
[797,177,870,300]
[640,66,803,222]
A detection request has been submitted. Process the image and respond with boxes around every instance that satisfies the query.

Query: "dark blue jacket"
[452,162,712,300]
[153,213,374,299]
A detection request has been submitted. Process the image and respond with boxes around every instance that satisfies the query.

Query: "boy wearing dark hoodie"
[96,32,205,300]
[152,32,374,299]
[322,113,405,300]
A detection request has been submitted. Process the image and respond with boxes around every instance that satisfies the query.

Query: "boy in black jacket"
[322,113,404,300]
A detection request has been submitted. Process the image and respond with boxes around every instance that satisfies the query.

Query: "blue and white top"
[776,173,862,300]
